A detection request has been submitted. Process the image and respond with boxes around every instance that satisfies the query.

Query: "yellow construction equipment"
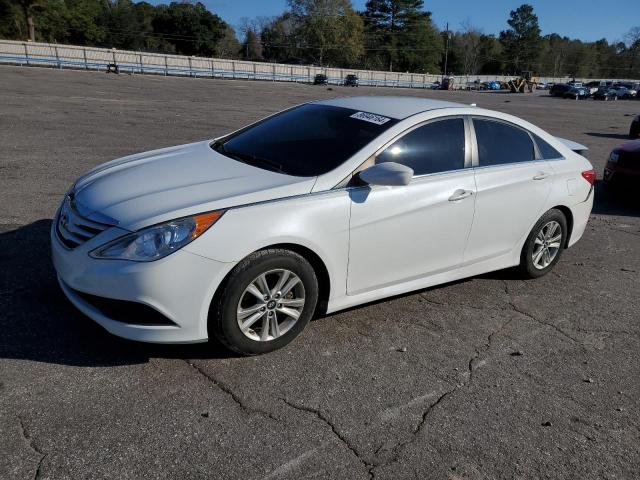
[508,71,538,93]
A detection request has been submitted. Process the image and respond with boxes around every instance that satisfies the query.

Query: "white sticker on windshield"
[350,111,391,125]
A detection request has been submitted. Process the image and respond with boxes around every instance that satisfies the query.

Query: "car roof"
[314,96,467,119]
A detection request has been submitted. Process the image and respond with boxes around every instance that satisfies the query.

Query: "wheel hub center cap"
[266,300,277,310]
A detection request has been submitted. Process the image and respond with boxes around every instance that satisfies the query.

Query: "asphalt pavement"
[1,66,639,480]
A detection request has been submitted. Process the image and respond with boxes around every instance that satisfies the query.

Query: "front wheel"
[519,209,567,279]
[210,249,318,355]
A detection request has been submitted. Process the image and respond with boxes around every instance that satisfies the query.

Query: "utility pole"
[443,22,450,80]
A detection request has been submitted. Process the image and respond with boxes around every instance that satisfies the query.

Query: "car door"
[463,117,553,264]
[347,117,476,295]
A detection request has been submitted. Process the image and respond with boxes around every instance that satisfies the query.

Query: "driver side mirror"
[357,162,413,186]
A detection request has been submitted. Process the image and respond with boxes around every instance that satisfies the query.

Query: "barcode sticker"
[350,111,391,125]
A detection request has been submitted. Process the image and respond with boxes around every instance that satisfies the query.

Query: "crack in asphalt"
[369,312,515,475]
[280,398,375,480]
[185,360,279,421]
[502,280,581,344]
[18,416,46,480]
[185,278,614,477]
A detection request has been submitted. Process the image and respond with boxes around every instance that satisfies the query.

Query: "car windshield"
[212,104,398,177]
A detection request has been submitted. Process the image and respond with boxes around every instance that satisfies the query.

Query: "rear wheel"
[519,209,567,279]
[210,249,318,355]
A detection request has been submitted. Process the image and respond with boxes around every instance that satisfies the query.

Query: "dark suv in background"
[549,83,571,97]
[313,73,328,85]
[344,74,359,87]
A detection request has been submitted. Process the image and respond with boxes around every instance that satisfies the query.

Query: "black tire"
[518,209,568,279]
[210,249,318,355]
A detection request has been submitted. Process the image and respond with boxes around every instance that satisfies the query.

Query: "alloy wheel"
[236,269,305,341]
[532,221,562,270]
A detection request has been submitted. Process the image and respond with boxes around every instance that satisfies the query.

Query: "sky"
[145,1,637,44]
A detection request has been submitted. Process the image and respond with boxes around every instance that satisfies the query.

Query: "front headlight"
[90,210,225,261]
[609,152,619,163]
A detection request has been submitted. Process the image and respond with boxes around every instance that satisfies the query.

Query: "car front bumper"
[51,222,236,343]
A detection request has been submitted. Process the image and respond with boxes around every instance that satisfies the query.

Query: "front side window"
[213,104,398,177]
[376,118,466,175]
[473,118,535,166]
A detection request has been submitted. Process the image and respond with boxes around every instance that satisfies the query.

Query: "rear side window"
[533,134,563,160]
[376,118,466,175]
[473,119,535,166]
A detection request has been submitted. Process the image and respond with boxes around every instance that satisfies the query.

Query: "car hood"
[71,141,316,230]
[615,140,640,154]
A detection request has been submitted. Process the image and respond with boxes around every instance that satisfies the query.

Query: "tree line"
[1,0,639,78]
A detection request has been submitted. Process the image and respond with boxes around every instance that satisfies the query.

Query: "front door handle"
[448,189,474,201]
[532,171,550,180]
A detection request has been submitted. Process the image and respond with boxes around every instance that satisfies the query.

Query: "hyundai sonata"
[52,96,595,354]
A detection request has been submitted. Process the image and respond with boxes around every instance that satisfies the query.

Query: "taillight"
[581,169,596,185]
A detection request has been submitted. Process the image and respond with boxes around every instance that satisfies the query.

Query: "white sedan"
[52,96,595,354]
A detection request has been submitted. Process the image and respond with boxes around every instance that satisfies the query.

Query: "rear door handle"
[448,189,474,201]
[532,171,550,180]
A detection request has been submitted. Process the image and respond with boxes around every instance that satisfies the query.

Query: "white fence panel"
[0,40,637,88]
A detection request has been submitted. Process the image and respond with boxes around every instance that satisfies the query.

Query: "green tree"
[217,25,241,59]
[261,14,297,63]
[152,2,227,56]
[363,0,441,73]
[0,0,25,39]
[499,4,542,73]
[287,0,364,67]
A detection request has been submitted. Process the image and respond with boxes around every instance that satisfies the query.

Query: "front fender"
[185,190,351,300]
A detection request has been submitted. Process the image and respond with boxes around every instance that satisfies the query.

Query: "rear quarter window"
[533,134,563,160]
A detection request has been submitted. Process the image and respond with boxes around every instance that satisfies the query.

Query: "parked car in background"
[428,81,441,90]
[313,74,328,85]
[550,83,571,97]
[564,86,590,100]
[537,81,549,90]
[615,82,638,97]
[483,80,502,90]
[51,96,594,354]
[585,81,601,95]
[593,87,618,101]
[344,74,359,87]
[610,86,632,99]
[630,115,640,138]
[603,140,640,185]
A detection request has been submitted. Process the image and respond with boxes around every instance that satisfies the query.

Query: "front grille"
[71,288,177,326]
[56,196,110,249]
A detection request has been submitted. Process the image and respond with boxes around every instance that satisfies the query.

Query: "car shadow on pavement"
[0,220,234,367]
[584,132,632,140]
